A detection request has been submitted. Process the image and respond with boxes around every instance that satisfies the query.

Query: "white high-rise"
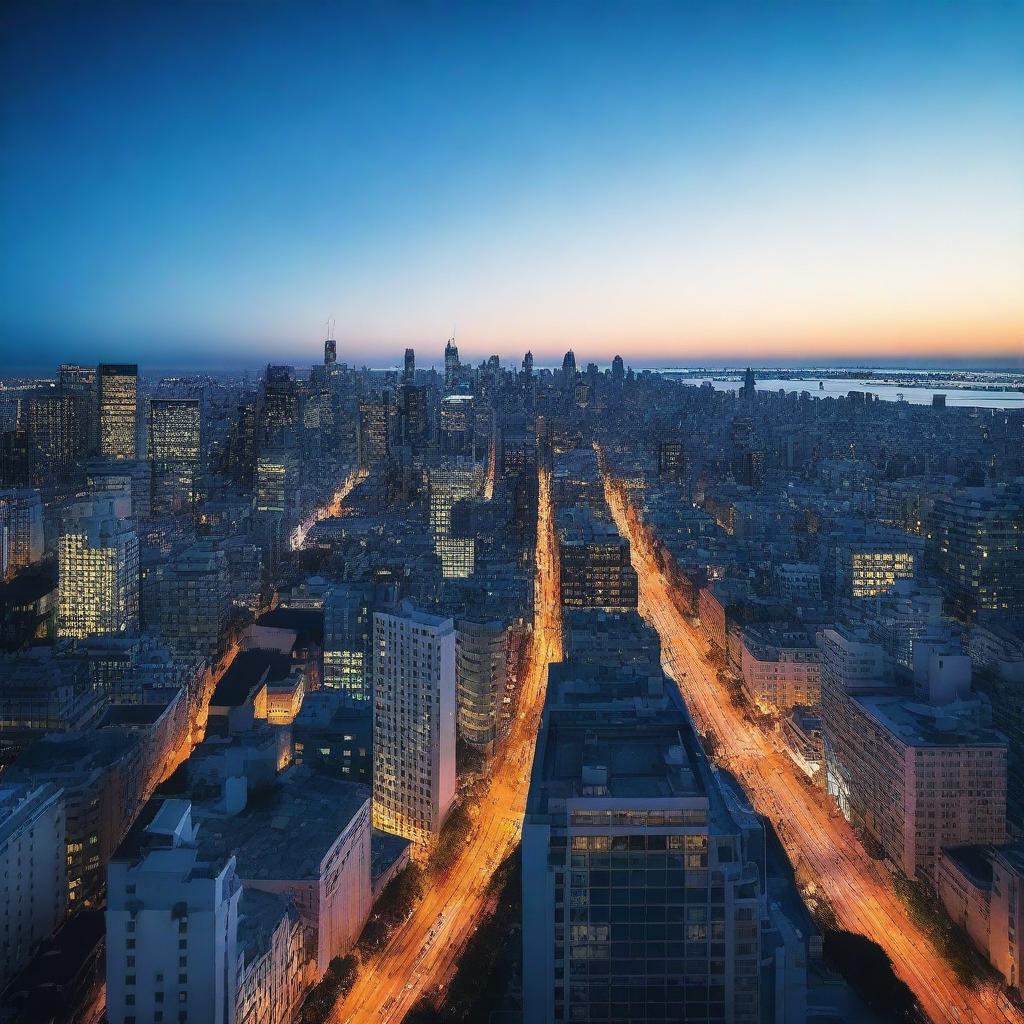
[0,784,66,984]
[372,602,456,843]
[57,496,139,638]
[106,799,241,1024]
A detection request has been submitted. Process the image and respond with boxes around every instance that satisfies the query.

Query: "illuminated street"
[331,465,562,1023]
[292,467,367,549]
[601,467,1023,1024]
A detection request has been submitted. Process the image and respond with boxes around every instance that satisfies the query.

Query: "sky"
[1,1,1023,372]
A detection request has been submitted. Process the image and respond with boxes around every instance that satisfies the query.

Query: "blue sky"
[2,1,1022,371]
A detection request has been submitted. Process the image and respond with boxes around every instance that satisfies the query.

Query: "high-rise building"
[557,506,638,611]
[439,394,473,456]
[57,497,139,638]
[561,349,577,383]
[357,393,396,470]
[397,383,428,447]
[0,783,66,985]
[148,396,201,511]
[153,541,229,661]
[58,364,98,453]
[522,350,534,379]
[0,489,44,580]
[323,583,380,703]
[106,799,242,1024]
[372,602,456,843]
[455,618,507,752]
[444,338,460,390]
[98,364,138,460]
[523,660,763,1023]
[429,460,483,578]
[740,366,756,401]
[261,365,297,441]
[403,347,415,383]
[931,486,1024,620]
[23,387,88,480]
[325,336,337,366]
[255,449,298,514]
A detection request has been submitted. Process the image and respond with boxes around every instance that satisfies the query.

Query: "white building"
[106,799,242,1024]
[196,768,372,977]
[372,602,457,843]
[57,497,139,639]
[0,784,66,984]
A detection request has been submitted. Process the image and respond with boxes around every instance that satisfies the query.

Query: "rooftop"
[195,767,370,880]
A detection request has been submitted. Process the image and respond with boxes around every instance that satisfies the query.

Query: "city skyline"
[2,1,1023,369]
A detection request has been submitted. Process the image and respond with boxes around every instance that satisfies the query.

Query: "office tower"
[86,458,152,520]
[371,602,456,843]
[325,336,337,366]
[23,386,88,480]
[106,800,241,1024]
[836,538,918,600]
[148,396,201,511]
[428,460,483,578]
[59,364,98,454]
[523,675,763,1023]
[522,350,534,379]
[0,489,44,579]
[740,366,756,400]
[439,394,473,456]
[397,383,429,447]
[255,449,298,513]
[552,449,604,511]
[357,393,396,470]
[225,392,259,487]
[403,347,415,383]
[261,365,297,440]
[98,363,138,460]
[323,583,375,703]
[611,354,625,386]
[455,618,507,752]
[154,541,229,661]
[561,349,577,382]
[658,439,686,483]
[0,783,66,985]
[931,486,1024,620]
[557,506,639,611]
[57,497,139,638]
[444,338,460,390]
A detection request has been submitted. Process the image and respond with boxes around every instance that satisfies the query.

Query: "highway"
[331,465,562,1023]
[601,468,1022,1024]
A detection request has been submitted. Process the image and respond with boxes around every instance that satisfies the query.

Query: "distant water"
[655,372,1024,409]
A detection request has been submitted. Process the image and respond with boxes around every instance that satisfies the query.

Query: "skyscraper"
[0,488,44,579]
[148,396,201,511]
[98,363,138,460]
[325,336,337,366]
[372,602,456,843]
[444,338,460,390]
[57,497,139,638]
[403,347,415,383]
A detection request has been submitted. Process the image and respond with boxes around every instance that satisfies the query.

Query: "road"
[294,467,367,549]
[332,465,562,1023]
[601,467,1022,1024]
